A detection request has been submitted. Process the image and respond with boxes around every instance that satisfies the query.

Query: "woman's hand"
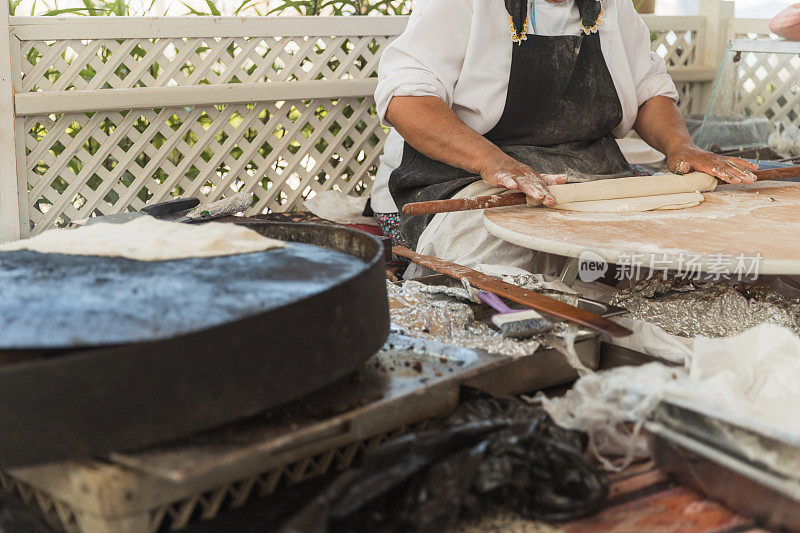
[666,144,759,184]
[480,152,568,206]
[385,96,567,203]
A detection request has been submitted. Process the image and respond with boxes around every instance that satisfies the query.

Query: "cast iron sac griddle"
[0,221,389,467]
[1,237,365,349]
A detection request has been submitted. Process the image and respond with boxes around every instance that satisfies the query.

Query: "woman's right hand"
[479,152,568,207]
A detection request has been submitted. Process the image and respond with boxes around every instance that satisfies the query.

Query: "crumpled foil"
[610,277,800,338]
[473,270,581,308]
[388,281,540,357]
[387,279,591,360]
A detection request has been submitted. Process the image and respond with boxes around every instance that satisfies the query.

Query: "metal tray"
[648,422,800,532]
[650,397,800,481]
[647,398,800,532]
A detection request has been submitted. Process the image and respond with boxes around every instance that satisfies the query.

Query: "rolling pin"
[392,246,632,338]
[402,166,800,216]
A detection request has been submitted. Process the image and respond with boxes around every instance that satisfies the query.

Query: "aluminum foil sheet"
[388,281,540,357]
[611,277,800,338]
[388,280,591,359]
[474,270,582,308]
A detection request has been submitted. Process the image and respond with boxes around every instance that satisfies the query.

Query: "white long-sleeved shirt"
[370,0,679,213]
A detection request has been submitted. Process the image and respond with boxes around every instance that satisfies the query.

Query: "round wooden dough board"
[483,181,800,275]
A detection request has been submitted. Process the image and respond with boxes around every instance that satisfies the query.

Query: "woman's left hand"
[666,144,759,184]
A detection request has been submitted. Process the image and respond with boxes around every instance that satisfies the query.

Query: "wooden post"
[0,6,22,242]
[697,0,735,114]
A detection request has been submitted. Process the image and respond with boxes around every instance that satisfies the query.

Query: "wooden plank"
[728,17,772,37]
[729,39,800,55]
[483,181,800,276]
[9,16,409,40]
[14,78,378,115]
[668,66,717,82]
[9,35,28,238]
[0,7,22,241]
[12,117,28,239]
[641,15,706,31]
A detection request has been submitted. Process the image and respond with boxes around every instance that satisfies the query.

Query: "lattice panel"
[675,81,699,114]
[649,28,701,114]
[24,97,385,233]
[650,28,698,68]
[19,35,389,93]
[728,42,800,128]
[1,422,430,533]
[732,31,775,40]
[0,471,80,533]
[9,19,710,236]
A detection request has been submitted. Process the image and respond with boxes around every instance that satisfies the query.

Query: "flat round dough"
[555,191,705,212]
[0,216,284,261]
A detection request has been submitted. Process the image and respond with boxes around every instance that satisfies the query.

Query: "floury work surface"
[484,181,800,275]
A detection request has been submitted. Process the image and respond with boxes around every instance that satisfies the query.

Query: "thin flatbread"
[555,191,705,213]
[0,216,284,261]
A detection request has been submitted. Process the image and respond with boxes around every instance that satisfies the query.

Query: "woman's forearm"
[632,96,693,158]
[384,95,566,204]
[385,95,504,174]
[633,96,758,183]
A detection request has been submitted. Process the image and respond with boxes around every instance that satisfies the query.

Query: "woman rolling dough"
[369,0,758,277]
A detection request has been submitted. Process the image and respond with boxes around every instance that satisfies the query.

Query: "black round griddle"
[0,221,389,467]
[1,239,368,349]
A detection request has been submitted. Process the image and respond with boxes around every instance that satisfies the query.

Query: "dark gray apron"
[389,0,633,248]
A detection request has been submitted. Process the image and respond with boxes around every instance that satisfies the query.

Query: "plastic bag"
[279,391,607,532]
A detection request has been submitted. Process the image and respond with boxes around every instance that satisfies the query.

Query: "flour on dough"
[555,191,705,213]
[0,216,284,261]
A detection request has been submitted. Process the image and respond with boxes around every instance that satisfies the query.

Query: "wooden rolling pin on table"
[402,166,800,216]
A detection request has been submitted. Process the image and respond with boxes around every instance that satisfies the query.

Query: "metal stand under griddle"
[0,222,389,467]
[1,331,604,533]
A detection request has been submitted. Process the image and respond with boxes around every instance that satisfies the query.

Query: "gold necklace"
[580,0,605,35]
[510,0,605,43]
[509,14,528,44]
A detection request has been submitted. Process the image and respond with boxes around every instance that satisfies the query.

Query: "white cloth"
[541,324,800,469]
[370,0,679,213]
[404,181,567,279]
[302,190,377,226]
[607,316,696,364]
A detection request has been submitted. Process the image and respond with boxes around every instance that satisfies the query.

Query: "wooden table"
[483,181,800,275]
[452,459,766,533]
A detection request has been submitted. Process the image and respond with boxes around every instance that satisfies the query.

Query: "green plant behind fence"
[22,0,412,16]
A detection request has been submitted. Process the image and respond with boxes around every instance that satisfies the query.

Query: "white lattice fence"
[723,20,799,129]
[642,15,712,115]
[0,10,747,239]
[24,97,383,232]
[4,16,407,237]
